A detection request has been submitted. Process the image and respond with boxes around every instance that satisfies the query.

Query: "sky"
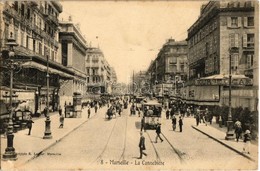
[59,0,206,83]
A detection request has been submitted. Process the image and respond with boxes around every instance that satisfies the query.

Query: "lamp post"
[225,47,237,140]
[2,33,18,161]
[43,55,52,139]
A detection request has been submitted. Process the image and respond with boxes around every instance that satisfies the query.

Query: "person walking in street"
[196,114,200,126]
[166,108,170,119]
[94,104,98,113]
[27,115,34,135]
[243,129,251,154]
[59,114,64,128]
[88,107,91,118]
[179,116,183,132]
[138,132,147,159]
[172,115,177,131]
[58,105,62,116]
[43,106,48,117]
[141,117,145,132]
[155,123,163,143]
[234,119,242,142]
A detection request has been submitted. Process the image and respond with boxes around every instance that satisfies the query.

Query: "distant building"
[147,39,188,96]
[59,18,88,105]
[186,0,258,110]
[85,47,113,95]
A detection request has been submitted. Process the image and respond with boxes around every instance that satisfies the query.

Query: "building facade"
[59,18,88,106]
[0,1,74,114]
[85,47,113,97]
[186,0,258,110]
[147,39,188,96]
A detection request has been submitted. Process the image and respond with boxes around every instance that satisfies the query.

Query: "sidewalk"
[0,106,106,170]
[191,117,258,162]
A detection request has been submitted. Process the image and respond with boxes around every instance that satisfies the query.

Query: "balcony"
[3,3,22,22]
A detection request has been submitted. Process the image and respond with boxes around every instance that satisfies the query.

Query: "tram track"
[161,132,186,164]
[145,129,186,164]
[91,115,119,164]
[118,110,128,160]
[145,131,162,162]
[91,107,129,164]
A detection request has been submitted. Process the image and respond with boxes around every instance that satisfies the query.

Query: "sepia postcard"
[0,0,259,170]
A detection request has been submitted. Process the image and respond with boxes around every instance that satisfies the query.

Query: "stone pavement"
[191,117,258,162]
[0,106,107,170]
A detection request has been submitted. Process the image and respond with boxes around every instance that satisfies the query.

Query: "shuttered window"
[229,33,239,48]
[231,54,239,71]
[243,34,254,48]
[227,17,241,28]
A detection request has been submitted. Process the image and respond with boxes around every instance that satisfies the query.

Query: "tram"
[142,101,162,129]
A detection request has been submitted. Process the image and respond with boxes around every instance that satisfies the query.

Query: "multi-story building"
[147,39,188,96]
[186,0,258,110]
[110,67,117,84]
[85,47,113,96]
[59,17,88,106]
[0,1,74,113]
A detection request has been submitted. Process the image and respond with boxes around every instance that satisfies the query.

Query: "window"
[229,33,239,48]
[21,32,24,46]
[227,17,241,28]
[26,36,29,48]
[21,3,25,16]
[246,53,254,69]
[231,17,238,27]
[244,16,254,27]
[27,8,31,20]
[180,63,185,72]
[14,2,18,11]
[33,39,36,52]
[243,34,254,48]
[39,42,42,55]
[87,68,90,75]
[247,17,254,26]
[231,54,239,71]
[87,77,90,83]
[169,57,177,64]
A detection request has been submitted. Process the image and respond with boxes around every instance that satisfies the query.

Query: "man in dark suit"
[179,116,183,132]
[27,115,34,135]
[138,132,147,159]
[155,123,163,143]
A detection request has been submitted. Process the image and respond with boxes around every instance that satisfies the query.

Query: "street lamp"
[225,47,238,140]
[43,54,52,139]
[2,33,18,161]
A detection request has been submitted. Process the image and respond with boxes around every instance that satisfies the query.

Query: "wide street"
[17,105,257,170]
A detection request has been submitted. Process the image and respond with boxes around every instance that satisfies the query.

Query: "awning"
[21,61,73,79]
[195,74,253,86]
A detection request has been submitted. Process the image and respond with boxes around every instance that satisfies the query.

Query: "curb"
[191,125,255,162]
[17,112,99,168]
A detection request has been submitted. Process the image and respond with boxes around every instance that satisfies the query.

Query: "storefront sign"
[195,77,253,86]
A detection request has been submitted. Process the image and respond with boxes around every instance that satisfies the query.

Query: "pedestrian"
[58,105,62,116]
[27,115,34,135]
[94,104,98,113]
[166,108,170,119]
[88,107,91,118]
[179,116,183,132]
[196,114,200,126]
[155,123,163,143]
[43,106,47,117]
[234,119,242,142]
[59,114,64,128]
[243,130,251,154]
[141,117,145,132]
[138,132,147,159]
[172,115,177,131]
